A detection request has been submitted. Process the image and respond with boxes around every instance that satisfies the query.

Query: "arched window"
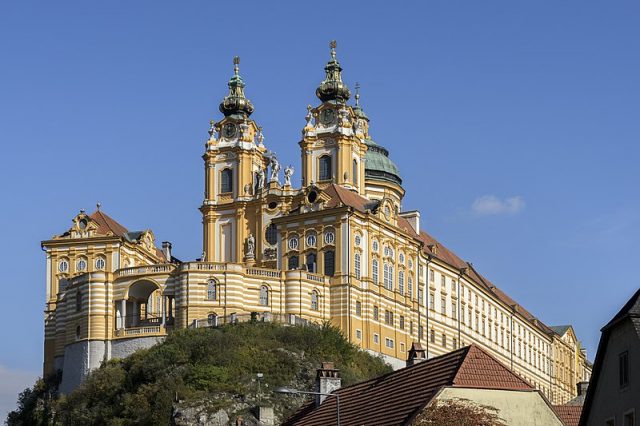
[324,250,335,276]
[408,276,413,298]
[207,279,217,301]
[288,255,299,270]
[311,290,319,311]
[207,313,218,327]
[319,155,332,181]
[399,271,405,295]
[306,252,317,273]
[75,325,81,340]
[372,259,379,284]
[353,159,358,185]
[354,253,361,279]
[265,223,278,246]
[259,286,269,306]
[220,168,233,193]
[383,263,389,289]
[75,291,82,312]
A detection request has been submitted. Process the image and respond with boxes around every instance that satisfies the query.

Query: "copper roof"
[554,405,582,426]
[283,344,533,426]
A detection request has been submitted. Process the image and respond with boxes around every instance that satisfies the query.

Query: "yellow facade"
[42,43,590,402]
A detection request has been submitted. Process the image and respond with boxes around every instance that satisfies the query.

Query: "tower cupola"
[316,41,351,103]
[219,56,255,117]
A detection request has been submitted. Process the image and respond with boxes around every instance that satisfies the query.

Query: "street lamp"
[275,387,341,426]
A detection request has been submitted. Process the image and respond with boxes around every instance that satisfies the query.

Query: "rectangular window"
[461,305,465,323]
[441,275,446,287]
[399,315,405,330]
[373,333,379,344]
[441,333,446,347]
[356,329,362,340]
[418,288,424,305]
[385,338,394,348]
[385,310,393,326]
[355,301,362,316]
[620,351,629,388]
[372,259,379,284]
[400,342,405,352]
[373,305,379,321]
[324,250,335,276]
[419,325,424,340]
[624,411,634,426]
[441,297,446,316]
[429,293,435,310]
[452,304,457,320]
[452,338,457,349]
[429,269,434,282]
[430,329,435,343]
[354,253,361,279]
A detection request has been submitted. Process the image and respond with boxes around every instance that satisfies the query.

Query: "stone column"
[161,296,166,326]
[132,300,138,326]
[120,299,127,329]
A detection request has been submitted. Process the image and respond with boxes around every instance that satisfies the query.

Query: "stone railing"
[191,312,317,329]
[179,262,244,272]
[245,267,282,279]
[115,325,166,338]
[305,272,326,284]
[116,264,175,278]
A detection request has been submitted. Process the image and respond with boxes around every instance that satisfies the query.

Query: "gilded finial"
[233,56,240,75]
[330,40,337,59]
[355,82,361,106]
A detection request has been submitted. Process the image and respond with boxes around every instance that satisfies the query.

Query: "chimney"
[576,381,589,396]
[315,362,341,406]
[399,210,420,234]
[162,241,172,262]
[407,342,427,367]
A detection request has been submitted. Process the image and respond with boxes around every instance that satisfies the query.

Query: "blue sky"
[1,0,639,417]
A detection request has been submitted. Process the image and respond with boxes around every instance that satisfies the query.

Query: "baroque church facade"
[42,42,591,403]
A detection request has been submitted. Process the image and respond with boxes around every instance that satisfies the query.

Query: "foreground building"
[284,344,565,426]
[42,42,590,400]
[580,289,640,425]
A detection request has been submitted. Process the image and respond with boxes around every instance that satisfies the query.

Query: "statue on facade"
[208,120,217,140]
[257,126,265,147]
[284,165,294,186]
[257,168,265,190]
[305,105,313,127]
[246,233,255,258]
[269,155,281,183]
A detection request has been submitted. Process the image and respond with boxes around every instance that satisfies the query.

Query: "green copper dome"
[364,139,402,185]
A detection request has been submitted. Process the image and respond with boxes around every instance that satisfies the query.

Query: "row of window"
[58,257,106,273]
[206,280,320,311]
[287,251,334,275]
[287,231,335,250]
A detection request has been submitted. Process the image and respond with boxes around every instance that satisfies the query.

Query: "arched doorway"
[117,279,165,329]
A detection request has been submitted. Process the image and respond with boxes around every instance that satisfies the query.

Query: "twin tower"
[201,41,403,268]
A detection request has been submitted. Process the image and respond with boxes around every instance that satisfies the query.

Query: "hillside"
[7,322,392,425]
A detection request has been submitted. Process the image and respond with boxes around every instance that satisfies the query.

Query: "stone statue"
[246,233,255,257]
[269,155,280,183]
[284,165,294,186]
[305,105,313,127]
[208,120,216,139]
[257,126,265,147]
[257,168,265,190]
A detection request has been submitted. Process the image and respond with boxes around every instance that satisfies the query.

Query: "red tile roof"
[322,184,557,337]
[89,210,129,237]
[283,345,533,426]
[554,405,582,426]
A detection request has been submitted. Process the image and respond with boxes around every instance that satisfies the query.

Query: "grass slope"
[8,322,392,425]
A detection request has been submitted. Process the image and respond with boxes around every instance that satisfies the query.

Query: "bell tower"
[201,57,268,263]
[300,41,367,194]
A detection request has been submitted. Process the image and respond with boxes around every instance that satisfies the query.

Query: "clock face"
[320,108,336,125]
[223,123,237,139]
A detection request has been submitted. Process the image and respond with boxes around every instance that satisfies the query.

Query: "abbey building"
[42,43,591,403]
